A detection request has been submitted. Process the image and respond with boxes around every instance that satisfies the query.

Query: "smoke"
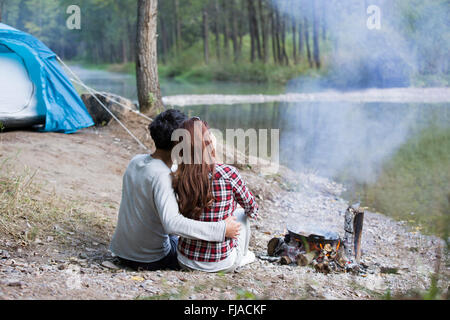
[274,0,449,89]
[271,0,449,185]
[279,102,424,184]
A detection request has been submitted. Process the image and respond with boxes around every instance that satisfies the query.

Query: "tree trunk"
[16,0,27,30]
[304,17,313,68]
[274,11,282,64]
[173,0,181,54]
[292,18,297,64]
[214,0,221,62]
[270,10,277,64]
[136,0,163,115]
[321,0,327,40]
[312,0,321,69]
[202,8,209,65]
[298,21,304,61]
[0,0,4,22]
[159,15,168,64]
[230,0,240,63]
[127,18,136,64]
[122,38,128,63]
[238,0,245,56]
[280,16,289,65]
[258,0,268,63]
[247,0,262,62]
[247,0,255,63]
[221,0,230,58]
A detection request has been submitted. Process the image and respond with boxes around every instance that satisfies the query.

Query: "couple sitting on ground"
[109,109,258,273]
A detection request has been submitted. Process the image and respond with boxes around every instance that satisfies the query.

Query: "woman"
[172,117,259,272]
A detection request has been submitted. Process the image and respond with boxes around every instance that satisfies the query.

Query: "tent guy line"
[57,56,149,151]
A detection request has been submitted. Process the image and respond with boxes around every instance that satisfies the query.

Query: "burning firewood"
[267,237,284,256]
[263,214,369,275]
[280,256,292,265]
[296,252,317,267]
[314,262,331,274]
[324,243,332,253]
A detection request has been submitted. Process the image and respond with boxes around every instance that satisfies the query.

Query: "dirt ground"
[0,119,448,300]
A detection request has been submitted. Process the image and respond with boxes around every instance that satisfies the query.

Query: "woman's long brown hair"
[172,118,216,219]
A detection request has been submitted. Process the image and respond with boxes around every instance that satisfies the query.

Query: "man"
[109,109,241,271]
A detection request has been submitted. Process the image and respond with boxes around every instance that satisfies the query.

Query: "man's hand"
[224,216,241,239]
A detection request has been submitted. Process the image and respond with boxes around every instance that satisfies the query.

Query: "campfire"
[264,204,367,274]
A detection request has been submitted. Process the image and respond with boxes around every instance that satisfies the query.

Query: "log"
[336,251,346,268]
[315,262,331,274]
[343,204,364,263]
[81,93,138,125]
[267,237,282,256]
[280,256,292,265]
[343,207,355,259]
[296,252,316,266]
[353,209,364,264]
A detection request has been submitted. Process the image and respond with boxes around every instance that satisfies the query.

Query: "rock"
[101,260,120,270]
[7,281,25,288]
[81,92,138,125]
[0,250,10,259]
[78,253,88,260]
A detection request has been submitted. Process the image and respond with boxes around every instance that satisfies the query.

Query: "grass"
[412,73,450,87]
[0,162,113,247]
[383,273,449,300]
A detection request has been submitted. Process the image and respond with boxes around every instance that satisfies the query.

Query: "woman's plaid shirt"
[177,164,258,262]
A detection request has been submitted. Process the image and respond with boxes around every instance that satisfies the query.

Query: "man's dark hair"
[149,109,188,151]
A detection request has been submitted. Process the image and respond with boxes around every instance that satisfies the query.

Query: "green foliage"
[157,32,323,84]
[235,289,256,300]
[2,0,137,63]
[382,289,392,300]
[3,0,447,84]
[393,0,449,75]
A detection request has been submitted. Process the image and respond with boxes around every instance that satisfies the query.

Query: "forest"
[1,0,448,85]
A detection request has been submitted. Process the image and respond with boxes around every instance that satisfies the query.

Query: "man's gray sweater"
[110,154,226,263]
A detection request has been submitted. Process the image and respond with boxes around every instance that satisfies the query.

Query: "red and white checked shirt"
[177,164,259,262]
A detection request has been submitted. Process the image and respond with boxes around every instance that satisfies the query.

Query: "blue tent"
[0,23,93,133]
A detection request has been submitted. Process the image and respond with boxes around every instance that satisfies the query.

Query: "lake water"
[71,65,449,179]
[73,65,450,234]
[69,65,285,99]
